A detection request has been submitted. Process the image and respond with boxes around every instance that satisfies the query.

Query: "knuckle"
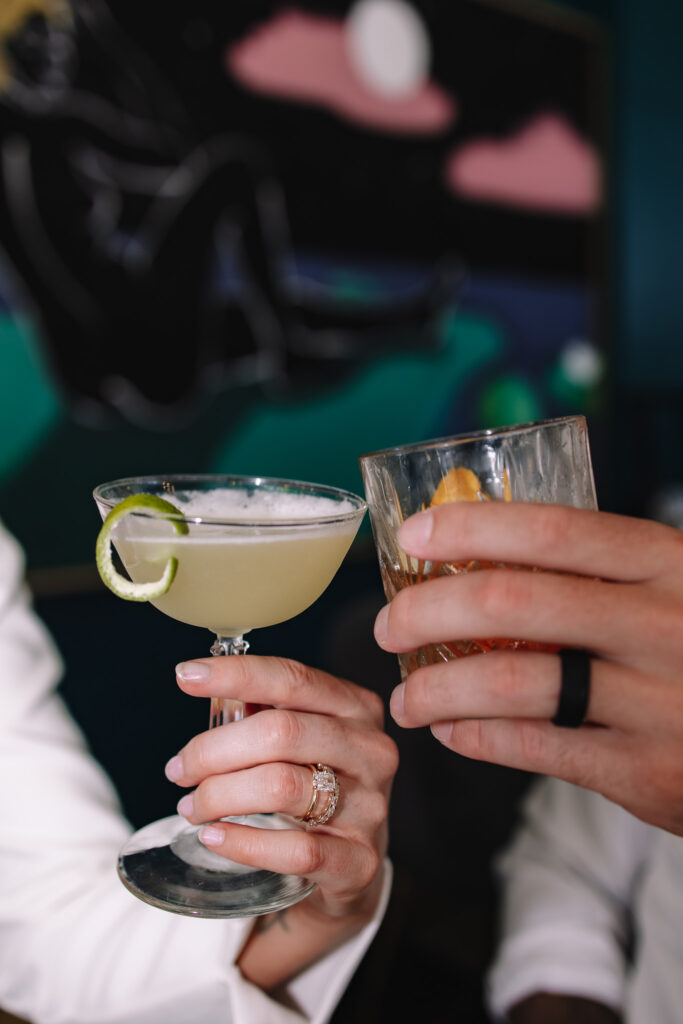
[377,733,400,779]
[450,718,485,757]
[361,725,399,779]
[356,845,381,890]
[260,708,303,753]
[228,654,251,690]
[192,775,221,819]
[388,585,419,637]
[269,762,305,806]
[360,687,385,726]
[533,506,574,556]
[276,657,313,698]
[517,720,550,766]
[183,736,212,780]
[476,569,531,623]
[196,773,218,805]
[291,833,325,876]
[490,653,528,705]
[402,667,433,719]
[364,790,390,829]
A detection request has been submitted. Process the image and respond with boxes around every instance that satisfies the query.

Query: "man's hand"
[375,502,683,835]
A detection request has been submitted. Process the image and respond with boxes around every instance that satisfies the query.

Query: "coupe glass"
[93,474,366,918]
[359,416,597,678]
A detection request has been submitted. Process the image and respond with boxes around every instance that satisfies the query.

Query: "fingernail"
[176,661,211,683]
[177,793,194,819]
[398,510,433,551]
[390,683,405,721]
[374,605,389,646]
[198,825,224,848]
[165,754,184,782]
[431,722,453,744]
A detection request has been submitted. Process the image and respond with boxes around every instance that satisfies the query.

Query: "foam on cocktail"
[176,488,356,521]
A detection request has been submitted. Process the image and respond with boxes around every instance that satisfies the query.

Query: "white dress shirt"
[0,521,390,1024]
[487,775,683,1023]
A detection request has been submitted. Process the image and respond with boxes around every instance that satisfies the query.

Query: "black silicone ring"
[552,648,591,728]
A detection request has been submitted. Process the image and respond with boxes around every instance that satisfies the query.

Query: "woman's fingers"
[175,655,384,727]
[166,707,399,791]
[176,762,313,823]
[177,761,389,836]
[193,819,382,892]
[396,502,681,583]
[390,651,663,733]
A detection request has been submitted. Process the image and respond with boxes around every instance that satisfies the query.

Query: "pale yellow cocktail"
[113,488,360,636]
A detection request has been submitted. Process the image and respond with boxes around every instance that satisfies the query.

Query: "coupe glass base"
[117,815,316,918]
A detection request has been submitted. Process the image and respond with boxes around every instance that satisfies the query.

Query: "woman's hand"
[166,655,398,988]
[373,501,683,835]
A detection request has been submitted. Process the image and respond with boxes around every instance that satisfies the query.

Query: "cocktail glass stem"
[169,633,253,869]
[209,634,250,729]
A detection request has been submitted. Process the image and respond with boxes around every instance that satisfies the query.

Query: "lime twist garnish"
[95,493,189,602]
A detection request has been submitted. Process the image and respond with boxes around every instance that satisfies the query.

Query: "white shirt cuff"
[228,860,393,1024]
[487,923,627,1020]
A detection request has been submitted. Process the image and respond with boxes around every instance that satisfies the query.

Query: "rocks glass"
[359,416,597,679]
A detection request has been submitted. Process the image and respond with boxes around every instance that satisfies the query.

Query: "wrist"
[508,993,622,1024]
[237,864,386,992]
[295,864,386,930]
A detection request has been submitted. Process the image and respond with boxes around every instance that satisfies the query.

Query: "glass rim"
[93,474,367,528]
[358,415,587,463]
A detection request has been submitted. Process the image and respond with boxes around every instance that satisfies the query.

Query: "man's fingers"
[390,651,651,731]
[374,568,676,666]
[431,715,627,795]
[397,503,681,583]
[433,716,683,832]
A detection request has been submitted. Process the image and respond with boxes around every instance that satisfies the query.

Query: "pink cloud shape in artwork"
[226,9,455,136]
[445,114,602,215]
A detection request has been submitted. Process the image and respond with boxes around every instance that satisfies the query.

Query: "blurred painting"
[0,0,607,567]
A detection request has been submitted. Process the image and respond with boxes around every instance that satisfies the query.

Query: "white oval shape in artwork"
[346,0,431,98]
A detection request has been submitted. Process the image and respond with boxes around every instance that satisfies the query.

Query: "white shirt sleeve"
[0,522,389,1024]
[486,775,655,1020]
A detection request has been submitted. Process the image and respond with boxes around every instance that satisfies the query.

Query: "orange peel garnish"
[430,467,485,505]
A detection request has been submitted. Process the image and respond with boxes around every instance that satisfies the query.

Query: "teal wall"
[615,0,683,386]
[0,308,502,569]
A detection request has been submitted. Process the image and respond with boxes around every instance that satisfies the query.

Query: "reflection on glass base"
[118,814,316,918]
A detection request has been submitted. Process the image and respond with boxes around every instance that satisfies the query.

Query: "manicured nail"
[431,722,453,744]
[374,605,389,646]
[165,754,184,782]
[390,683,405,721]
[176,661,211,683]
[198,825,225,848]
[177,793,194,819]
[398,509,434,551]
